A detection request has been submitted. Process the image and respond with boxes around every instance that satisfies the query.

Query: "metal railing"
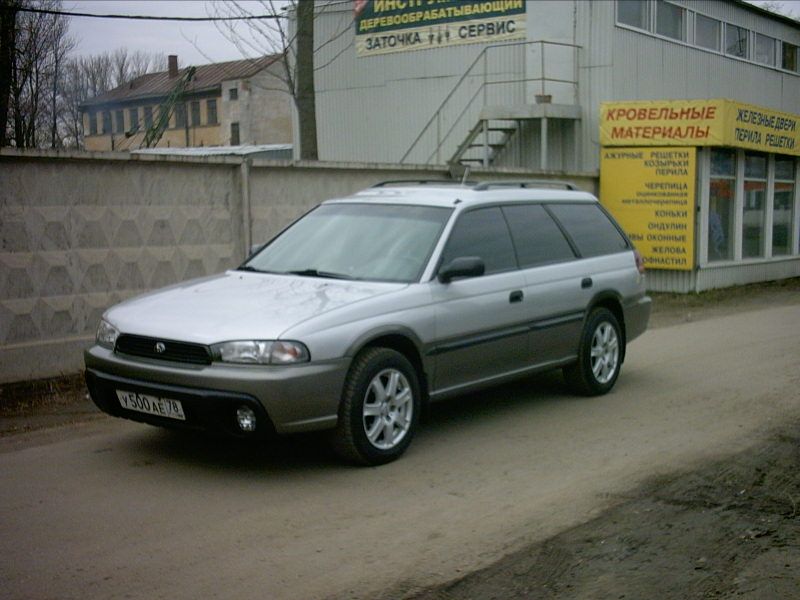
[399,40,581,166]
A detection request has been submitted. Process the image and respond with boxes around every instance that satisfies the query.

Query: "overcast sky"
[66,0,800,69]
[67,1,284,66]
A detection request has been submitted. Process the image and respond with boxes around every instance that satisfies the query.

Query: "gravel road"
[1,300,799,600]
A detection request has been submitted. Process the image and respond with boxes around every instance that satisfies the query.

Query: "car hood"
[105,271,405,344]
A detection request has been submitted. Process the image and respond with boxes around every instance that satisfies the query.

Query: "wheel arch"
[346,328,430,402]
[587,291,627,363]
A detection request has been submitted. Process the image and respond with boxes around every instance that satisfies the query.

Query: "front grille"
[115,334,212,365]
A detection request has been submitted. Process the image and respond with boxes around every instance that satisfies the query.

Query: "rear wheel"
[331,348,420,465]
[564,307,623,396]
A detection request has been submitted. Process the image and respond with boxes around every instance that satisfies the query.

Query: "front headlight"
[211,340,310,365]
[96,319,119,349]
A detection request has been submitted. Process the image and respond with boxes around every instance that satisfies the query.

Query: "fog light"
[236,406,256,432]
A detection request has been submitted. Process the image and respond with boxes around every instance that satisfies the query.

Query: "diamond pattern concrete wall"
[0,155,243,382]
[0,151,597,383]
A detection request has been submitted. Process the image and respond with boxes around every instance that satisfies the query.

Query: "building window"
[725,24,748,58]
[755,33,776,66]
[89,112,97,135]
[207,99,218,124]
[656,1,684,41]
[743,152,767,259]
[695,14,721,52]
[229,87,238,101]
[230,122,240,145]
[175,103,186,128]
[617,0,649,30]
[191,101,201,126]
[115,110,125,133]
[129,108,139,131]
[102,111,112,134]
[708,149,736,262]
[773,156,795,257]
[782,42,798,72]
[143,106,153,129]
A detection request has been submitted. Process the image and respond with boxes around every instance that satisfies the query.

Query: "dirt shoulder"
[1,277,799,437]
[404,421,800,600]
[647,276,800,329]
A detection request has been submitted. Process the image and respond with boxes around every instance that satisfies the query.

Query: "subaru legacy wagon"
[85,180,651,465]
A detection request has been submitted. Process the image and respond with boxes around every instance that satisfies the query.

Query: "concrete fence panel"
[0,149,596,383]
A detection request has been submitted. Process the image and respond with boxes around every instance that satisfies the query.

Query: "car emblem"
[155,342,166,354]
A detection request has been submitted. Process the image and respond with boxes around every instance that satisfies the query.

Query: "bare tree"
[58,48,163,148]
[2,0,73,147]
[754,1,798,20]
[209,0,353,160]
[48,11,73,147]
[8,0,65,147]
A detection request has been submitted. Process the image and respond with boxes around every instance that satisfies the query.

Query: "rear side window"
[440,207,517,274]
[502,204,576,267]
[547,204,629,258]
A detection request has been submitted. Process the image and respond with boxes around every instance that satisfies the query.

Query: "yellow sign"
[600,147,696,271]
[600,99,799,156]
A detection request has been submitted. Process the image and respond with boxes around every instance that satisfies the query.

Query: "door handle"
[509,290,524,303]
[581,277,593,289]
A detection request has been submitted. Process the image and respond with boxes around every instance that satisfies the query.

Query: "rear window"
[502,204,576,267]
[547,203,629,258]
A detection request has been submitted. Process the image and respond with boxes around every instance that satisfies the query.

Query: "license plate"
[116,390,186,421]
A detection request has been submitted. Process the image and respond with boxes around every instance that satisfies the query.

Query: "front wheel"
[331,348,421,465]
[564,307,623,396]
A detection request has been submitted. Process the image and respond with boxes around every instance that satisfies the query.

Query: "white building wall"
[577,0,800,172]
[311,1,799,174]
[220,63,292,147]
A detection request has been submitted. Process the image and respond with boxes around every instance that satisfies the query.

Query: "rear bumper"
[625,294,652,343]
[84,345,350,435]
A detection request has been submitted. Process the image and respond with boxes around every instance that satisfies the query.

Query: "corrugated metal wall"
[314,3,497,164]
[313,2,575,167]
[647,259,800,293]
[577,0,800,173]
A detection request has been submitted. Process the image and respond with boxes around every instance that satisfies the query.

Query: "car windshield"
[245,203,452,283]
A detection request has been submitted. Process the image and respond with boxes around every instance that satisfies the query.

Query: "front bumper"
[84,345,350,435]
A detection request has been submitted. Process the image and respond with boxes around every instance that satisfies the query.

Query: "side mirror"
[438,257,485,283]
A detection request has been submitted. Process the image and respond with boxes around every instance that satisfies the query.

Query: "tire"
[564,307,624,396]
[331,348,421,466]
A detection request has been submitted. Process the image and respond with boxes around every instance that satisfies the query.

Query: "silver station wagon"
[85,180,651,465]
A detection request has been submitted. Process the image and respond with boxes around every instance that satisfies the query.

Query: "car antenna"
[461,166,471,186]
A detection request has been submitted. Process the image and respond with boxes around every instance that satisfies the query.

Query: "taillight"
[634,249,645,274]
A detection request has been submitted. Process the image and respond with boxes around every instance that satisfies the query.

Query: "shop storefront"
[599,99,800,292]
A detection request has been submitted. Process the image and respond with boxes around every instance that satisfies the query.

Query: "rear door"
[543,202,633,348]
[502,203,585,364]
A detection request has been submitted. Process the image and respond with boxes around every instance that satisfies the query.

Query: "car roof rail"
[371,179,475,187]
[472,180,580,191]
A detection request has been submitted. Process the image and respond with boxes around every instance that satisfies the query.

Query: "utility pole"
[0,0,18,147]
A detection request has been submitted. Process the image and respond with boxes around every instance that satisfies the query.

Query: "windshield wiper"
[285,269,354,280]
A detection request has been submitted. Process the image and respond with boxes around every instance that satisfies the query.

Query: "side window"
[440,207,517,275]
[503,204,576,267]
[548,204,629,258]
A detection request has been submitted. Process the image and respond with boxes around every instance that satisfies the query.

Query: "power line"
[16,6,283,22]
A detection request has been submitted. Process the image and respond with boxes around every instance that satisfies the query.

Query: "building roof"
[81,55,280,109]
[131,144,292,158]
[735,0,800,29]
